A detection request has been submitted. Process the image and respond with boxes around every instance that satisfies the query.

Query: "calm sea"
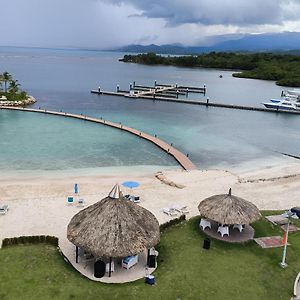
[0,46,299,173]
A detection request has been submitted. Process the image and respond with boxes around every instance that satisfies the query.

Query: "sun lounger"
[124,194,140,203]
[122,255,138,269]
[0,204,9,215]
[172,204,189,214]
[77,198,85,207]
[162,207,178,216]
[67,197,74,205]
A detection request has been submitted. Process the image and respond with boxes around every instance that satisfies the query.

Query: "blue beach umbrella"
[74,183,78,194]
[122,181,140,189]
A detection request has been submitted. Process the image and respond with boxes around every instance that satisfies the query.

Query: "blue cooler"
[145,275,155,285]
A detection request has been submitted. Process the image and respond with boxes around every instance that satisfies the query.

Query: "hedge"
[2,235,58,247]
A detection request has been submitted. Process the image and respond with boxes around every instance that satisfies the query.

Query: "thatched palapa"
[67,184,160,258]
[198,188,261,225]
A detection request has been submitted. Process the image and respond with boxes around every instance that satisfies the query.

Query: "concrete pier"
[0,106,197,171]
[91,84,300,116]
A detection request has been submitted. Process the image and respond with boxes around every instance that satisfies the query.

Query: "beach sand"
[1,161,300,245]
[1,161,300,281]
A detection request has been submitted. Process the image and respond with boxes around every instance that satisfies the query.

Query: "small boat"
[263,97,300,111]
[125,90,138,98]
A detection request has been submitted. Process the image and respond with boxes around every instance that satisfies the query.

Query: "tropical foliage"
[120,52,300,87]
[0,71,28,101]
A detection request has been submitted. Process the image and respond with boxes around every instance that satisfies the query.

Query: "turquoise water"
[0,46,300,172]
[0,110,175,171]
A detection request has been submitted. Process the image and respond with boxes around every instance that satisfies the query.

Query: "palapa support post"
[109,257,112,277]
[75,246,79,263]
[147,249,150,266]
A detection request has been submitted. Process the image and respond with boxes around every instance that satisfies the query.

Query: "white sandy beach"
[1,161,300,244]
[1,161,300,281]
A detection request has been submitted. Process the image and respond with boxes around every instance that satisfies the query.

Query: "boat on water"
[263,97,300,111]
[282,89,300,100]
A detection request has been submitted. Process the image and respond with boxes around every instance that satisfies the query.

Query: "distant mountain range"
[114,32,300,55]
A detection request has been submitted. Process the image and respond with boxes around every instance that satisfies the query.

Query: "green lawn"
[1,212,300,300]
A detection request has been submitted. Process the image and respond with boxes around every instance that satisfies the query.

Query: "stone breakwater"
[0,96,36,107]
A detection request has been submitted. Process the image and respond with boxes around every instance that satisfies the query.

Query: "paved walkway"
[0,106,197,171]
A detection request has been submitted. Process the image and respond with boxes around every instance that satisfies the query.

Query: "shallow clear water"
[0,46,299,172]
[0,110,176,171]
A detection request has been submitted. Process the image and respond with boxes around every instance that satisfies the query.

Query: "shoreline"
[0,95,36,106]
[1,159,300,258]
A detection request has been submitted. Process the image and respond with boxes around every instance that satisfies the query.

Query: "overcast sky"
[0,0,300,49]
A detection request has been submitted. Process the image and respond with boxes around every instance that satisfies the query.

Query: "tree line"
[120,52,300,87]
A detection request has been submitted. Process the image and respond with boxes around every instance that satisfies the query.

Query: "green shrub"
[2,235,59,247]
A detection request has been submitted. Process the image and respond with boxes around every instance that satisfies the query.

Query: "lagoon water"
[0,46,299,173]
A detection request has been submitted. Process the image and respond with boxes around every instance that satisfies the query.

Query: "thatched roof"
[198,188,261,225]
[67,184,160,258]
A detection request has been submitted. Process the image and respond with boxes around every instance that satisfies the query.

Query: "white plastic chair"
[0,204,9,215]
[199,218,211,230]
[233,224,244,232]
[217,226,229,237]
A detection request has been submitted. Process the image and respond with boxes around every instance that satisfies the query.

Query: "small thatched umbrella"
[67,184,160,269]
[198,188,261,225]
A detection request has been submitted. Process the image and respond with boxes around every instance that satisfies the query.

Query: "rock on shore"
[0,95,36,107]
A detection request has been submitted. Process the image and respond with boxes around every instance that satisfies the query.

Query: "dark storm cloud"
[103,0,300,26]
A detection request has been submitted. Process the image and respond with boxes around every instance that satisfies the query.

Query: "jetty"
[0,106,197,171]
[91,81,206,99]
[91,82,300,115]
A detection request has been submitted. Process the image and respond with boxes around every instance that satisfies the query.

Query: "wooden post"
[75,246,79,263]
[147,249,150,266]
[109,257,112,277]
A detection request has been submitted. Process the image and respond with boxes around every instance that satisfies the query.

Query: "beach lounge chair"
[162,207,178,216]
[0,204,9,215]
[67,197,74,205]
[77,198,85,207]
[122,255,138,269]
[172,204,189,214]
[199,218,211,230]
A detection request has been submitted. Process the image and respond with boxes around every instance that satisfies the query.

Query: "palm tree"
[2,72,12,93]
[8,80,20,94]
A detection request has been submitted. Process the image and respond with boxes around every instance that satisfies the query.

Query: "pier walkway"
[91,81,300,115]
[0,106,197,171]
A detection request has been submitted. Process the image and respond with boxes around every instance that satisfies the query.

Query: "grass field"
[1,212,299,300]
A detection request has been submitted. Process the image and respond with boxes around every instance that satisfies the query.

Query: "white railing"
[293,272,300,297]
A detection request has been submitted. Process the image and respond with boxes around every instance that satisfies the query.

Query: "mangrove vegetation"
[120,52,300,87]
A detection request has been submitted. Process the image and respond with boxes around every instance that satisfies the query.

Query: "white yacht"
[263,97,300,111]
[282,89,300,100]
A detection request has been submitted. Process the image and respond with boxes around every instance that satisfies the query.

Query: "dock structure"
[0,106,197,171]
[91,81,206,99]
[91,82,300,115]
